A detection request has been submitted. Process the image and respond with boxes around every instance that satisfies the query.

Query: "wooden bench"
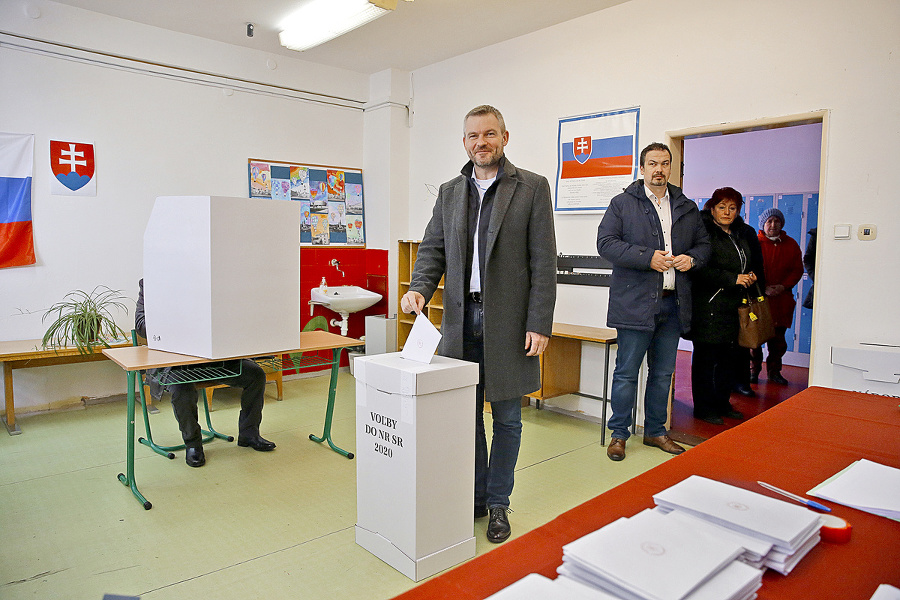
[1,338,131,435]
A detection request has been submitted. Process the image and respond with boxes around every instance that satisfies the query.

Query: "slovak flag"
[0,133,36,269]
[561,134,634,179]
[50,140,96,196]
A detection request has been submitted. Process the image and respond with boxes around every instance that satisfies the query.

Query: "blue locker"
[779,194,804,353]
[797,194,818,354]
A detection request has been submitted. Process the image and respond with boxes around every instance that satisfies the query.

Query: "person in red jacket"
[751,208,804,385]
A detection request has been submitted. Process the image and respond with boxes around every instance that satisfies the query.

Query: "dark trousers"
[464,299,522,509]
[691,341,739,418]
[751,326,789,374]
[732,347,752,386]
[169,358,267,447]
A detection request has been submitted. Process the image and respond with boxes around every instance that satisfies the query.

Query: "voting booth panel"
[354,353,479,581]
[143,195,300,359]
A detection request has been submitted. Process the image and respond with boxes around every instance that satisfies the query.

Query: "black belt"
[466,291,483,303]
[661,290,675,297]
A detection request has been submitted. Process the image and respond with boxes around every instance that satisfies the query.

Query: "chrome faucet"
[330,258,345,277]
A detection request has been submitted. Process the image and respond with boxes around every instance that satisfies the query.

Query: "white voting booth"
[143,195,300,359]
[354,352,479,581]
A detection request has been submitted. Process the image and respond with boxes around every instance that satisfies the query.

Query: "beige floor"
[0,372,676,600]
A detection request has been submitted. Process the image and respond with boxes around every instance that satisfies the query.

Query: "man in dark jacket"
[597,142,710,461]
[401,105,556,543]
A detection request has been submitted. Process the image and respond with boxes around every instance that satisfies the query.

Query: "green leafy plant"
[41,286,130,354]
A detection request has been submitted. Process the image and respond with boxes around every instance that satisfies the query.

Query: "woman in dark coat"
[690,187,759,424]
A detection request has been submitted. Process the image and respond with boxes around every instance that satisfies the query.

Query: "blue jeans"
[608,294,681,440]
[465,300,522,509]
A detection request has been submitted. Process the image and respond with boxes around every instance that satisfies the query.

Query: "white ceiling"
[50,0,629,74]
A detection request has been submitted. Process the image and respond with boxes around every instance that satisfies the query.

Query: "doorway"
[669,113,826,375]
[662,113,828,443]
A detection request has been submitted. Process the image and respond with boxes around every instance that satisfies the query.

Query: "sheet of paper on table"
[870,584,900,600]
[400,312,441,364]
[808,458,900,521]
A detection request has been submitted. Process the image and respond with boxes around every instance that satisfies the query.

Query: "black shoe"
[185,446,206,467]
[769,372,789,385]
[733,383,756,397]
[474,504,488,519]
[487,506,511,543]
[695,414,724,425]
[237,434,276,451]
[724,409,745,420]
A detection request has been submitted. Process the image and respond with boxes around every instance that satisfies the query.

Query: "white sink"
[311,286,382,315]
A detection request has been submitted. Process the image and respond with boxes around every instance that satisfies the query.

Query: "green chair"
[131,329,234,460]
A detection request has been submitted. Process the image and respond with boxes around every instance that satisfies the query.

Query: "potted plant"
[42,286,130,354]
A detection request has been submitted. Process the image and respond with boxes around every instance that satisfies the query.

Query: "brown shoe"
[607,437,626,461]
[643,435,685,455]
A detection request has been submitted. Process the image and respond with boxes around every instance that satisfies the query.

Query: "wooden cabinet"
[397,240,444,350]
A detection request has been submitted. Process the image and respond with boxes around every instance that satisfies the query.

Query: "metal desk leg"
[308,348,354,459]
[601,341,610,446]
[117,370,152,509]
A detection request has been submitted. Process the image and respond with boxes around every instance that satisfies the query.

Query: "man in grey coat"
[401,105,557,543]
[597,142,710,462]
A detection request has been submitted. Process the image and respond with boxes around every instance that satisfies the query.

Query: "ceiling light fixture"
[279,0,398,52]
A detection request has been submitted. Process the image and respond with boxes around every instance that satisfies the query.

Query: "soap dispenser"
[319,277,328,293]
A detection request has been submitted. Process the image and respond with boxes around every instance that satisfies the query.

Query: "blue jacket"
[597,180,710,334]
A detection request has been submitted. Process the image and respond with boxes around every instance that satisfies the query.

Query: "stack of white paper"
[808,459,900,521]
[657,508,772,569]
[486,573,622,599]
[653,475,822,574]
[557,509,761,600]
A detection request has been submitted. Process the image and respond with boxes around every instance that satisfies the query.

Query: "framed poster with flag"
[0,132,36,268]
[555,107,640,212]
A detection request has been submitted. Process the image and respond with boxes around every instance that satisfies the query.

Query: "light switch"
[834,224,851,239]
[858,224,877,240]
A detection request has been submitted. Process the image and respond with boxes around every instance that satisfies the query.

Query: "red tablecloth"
[392,386,900,600]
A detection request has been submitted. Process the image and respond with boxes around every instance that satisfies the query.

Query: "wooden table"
[391,386,900,600]
[103,330,361,510]
[528,323,618,444]
[1,338,131,434]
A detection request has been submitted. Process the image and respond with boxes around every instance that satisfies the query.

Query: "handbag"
[737,284,775,348]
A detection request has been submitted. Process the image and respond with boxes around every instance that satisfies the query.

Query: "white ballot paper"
[560,509,745,600]
[871,584,900,600]
[808,459,900,520]
[653,475,821,551]
[486,573,621,599]
[400,312,442,364]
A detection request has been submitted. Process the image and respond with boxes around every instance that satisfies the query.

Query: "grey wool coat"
[410,157,557,401]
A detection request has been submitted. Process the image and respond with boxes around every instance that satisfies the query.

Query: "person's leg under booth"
[217,358,274,450]
[169,381,206,467]
[170,382,202,447]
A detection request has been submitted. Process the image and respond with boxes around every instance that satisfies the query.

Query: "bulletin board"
[248,158,365,246]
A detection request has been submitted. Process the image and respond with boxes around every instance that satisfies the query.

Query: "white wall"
[0,0,369,411]
[405,0,900,389]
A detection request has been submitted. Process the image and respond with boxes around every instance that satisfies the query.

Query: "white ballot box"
[354,352,479,581]
[143,195,300,359]
[831,344,900,396]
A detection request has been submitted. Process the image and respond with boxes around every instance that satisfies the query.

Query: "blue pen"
[758,481,831,512]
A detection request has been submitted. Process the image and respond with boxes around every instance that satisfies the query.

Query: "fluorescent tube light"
[279,0,394,52]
